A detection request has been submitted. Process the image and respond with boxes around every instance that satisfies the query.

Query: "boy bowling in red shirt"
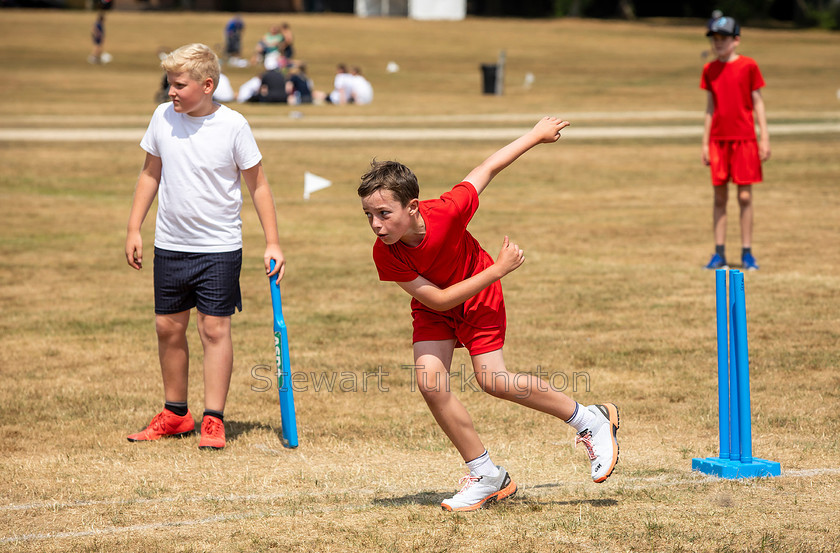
[358,117,620,512]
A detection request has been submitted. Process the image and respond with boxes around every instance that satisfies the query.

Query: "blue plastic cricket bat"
[268,260,298,448]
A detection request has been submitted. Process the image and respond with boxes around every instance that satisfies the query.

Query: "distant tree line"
[468,0,840,28]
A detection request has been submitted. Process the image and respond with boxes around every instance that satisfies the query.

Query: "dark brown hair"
[357,160,419,207]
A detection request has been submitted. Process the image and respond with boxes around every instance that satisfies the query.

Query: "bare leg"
[414,340,485,462]
[471,349,577,420]
[197,313,233,413]
[713,184,729,247]
[737,185,753,249]
[156,311,191,404]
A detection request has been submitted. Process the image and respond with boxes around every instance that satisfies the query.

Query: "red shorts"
[411,282,506,356]
[709,139,762,186]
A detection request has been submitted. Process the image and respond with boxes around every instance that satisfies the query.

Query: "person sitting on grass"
[125,43,285,451]
[349,66,373,105]
[251,54,287,103]
[357,116,620,512]
[286,63,314,105]
[327,63,353,104]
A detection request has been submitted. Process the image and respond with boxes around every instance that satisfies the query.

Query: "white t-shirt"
[329,72,354,104]
[236,76,262,103]
[350,75,373,105]
[140,102,262,253]
[212,73,235,103]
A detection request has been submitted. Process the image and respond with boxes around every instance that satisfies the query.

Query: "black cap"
[706,16,740,37]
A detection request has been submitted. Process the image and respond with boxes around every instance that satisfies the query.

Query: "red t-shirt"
[372,181,500,318]
[701,56,765,140]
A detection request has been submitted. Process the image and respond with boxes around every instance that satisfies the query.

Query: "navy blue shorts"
[153,247,242,316]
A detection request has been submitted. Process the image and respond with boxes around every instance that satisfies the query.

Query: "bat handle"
[268,260,284,329]
[268,259,280,293]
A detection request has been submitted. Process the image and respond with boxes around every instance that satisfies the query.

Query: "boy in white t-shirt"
[124,43,285,450]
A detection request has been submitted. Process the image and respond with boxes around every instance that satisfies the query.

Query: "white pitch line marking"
[1,467,838,543]
[0,123,837,142]
[2,466,838,514]
[0,502,378,545]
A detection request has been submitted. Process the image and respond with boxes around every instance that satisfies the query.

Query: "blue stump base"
[692,456,781,479]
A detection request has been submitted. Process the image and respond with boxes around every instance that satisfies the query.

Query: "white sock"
[565,402,598,433]
[466,450,500,478]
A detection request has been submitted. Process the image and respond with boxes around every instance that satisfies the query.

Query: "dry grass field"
[1,8,840,553]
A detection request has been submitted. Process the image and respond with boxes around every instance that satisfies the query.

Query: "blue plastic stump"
[692,456,781,479]
[692,270,781,479]
[714,270,730,460]
[728,270,740,460]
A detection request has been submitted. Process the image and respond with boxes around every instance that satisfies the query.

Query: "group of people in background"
[231,59,315,105]
[94,12,373,108]
[223,16,296,69]
[217,16,372,106]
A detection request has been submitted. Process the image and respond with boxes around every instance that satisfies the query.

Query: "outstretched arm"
[464,116,570,196]
[242,161,286,284]
[396,237,524,312]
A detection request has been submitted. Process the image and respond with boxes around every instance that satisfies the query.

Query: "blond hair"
[161,43,220,91]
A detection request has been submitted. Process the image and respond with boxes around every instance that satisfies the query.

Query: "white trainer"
[575,403,620,483]
[441,466,517,512]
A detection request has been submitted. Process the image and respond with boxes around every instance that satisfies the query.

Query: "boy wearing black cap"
[701,17,769,271]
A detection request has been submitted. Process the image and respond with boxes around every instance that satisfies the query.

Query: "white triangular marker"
[303,171,331,200]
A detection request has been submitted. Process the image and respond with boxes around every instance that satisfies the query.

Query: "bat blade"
[269,260,298,448]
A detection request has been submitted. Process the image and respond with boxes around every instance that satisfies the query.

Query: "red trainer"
[198,415,226,450]
[127,409,195,442]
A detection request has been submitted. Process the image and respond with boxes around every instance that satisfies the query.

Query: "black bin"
[481,63,498,94]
